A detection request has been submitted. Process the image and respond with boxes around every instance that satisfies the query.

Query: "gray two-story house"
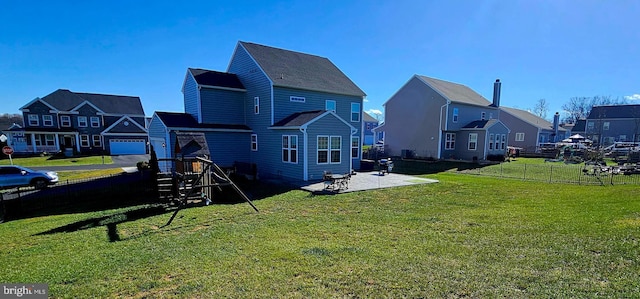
[8,89,148,155]
[378,75,509,161]
[499,107,566,152]
[585,104,640,146]
[148,41,366,181]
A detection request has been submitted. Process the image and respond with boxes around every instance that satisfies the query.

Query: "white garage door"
[109,139,146,155]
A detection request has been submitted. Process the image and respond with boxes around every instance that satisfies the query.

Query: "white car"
[0,165,59,189]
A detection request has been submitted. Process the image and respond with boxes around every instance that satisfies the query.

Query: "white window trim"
[45,134,55,146]
[78,116,88,127]
[42,115,53,126]
[80,135,90,147]
[60,115,71,127]
[603,122,610,131]
[468,133,478,151]
[351,103,360,122]
[92,135,102,147]
[90,116,100,128]
[515,133,525,142]
[254,97,259,114]
[453,108,459,123]
[445,133,456,150]
[282,135,298,164]
[290,96,305,103]
[501,134,506,150]
[330,136,342,164]
[326,100,336,112]
[489,133,494,150]
[28,114,39,126]
[351,137,360,159]
[251,134,258,151]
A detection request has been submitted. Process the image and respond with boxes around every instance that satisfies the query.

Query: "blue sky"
[1,0,638,122]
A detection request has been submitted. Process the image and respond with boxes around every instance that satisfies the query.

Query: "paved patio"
[300,171,439,194]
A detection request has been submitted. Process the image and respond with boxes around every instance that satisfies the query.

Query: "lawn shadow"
[392,159,493,175]
[34,204,173,242]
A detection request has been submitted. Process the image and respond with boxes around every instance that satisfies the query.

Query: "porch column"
[30,133,37,152]
[75,134,81,152]
[54,133,60,151]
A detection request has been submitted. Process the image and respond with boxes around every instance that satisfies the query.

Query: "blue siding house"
[148,41,366,181]
[362,112,379,145]
[585,104,640,146]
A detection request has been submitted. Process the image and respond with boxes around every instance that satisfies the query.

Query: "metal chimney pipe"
[553,112,560,141]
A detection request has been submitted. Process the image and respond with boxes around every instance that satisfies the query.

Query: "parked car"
[0,165,59,190]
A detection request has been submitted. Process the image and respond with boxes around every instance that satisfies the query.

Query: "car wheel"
[32,179,48,190]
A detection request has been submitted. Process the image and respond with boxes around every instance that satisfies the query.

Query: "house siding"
[183,73,200,122]
[106,119,147,133]
[586,118,640,145]
[228,44,274,179]
[499,110,542,151]
[199,88,245,124]
[382,76,446,158]
[447,103,499,131]
[203,131,251,167]
[306,114,352,180]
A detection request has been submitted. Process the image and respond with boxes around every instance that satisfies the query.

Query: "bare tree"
[562,95,628,123]
[532,98,549,119]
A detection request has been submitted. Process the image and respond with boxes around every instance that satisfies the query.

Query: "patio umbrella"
[569,134,585,139]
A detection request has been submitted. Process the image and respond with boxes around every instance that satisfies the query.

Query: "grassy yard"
[1,173,639,298]
[56,168,126,181]
[0,155,113,167]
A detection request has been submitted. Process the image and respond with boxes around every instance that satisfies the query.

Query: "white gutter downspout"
[351,127,357,173]
[437,100,451,159]
[300,126,308,181]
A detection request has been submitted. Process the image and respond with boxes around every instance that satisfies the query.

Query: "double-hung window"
[468,133,478,150]
[78,116,88,127]
[317,136,341,164]
[501,134,506,150]
[60,115,71,127]
[351,137,359,159]
[90,116,100,127]
[92,135,102,147]
[603,122,610,130]
[452,108,459,123]
[351,103,360,122]
[445,133,456,150]
[515,133,525,141]
[42,115,53,126]
[282,135,297,163]
[489,134,494,150]
[45,134,55,146]
[251,134,258,151]
[80,135,90,147]
[28,114,39,126]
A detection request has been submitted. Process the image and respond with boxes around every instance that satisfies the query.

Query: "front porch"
[8,131,81,155]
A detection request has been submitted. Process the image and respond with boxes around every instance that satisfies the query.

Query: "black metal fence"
[1,171,156,221]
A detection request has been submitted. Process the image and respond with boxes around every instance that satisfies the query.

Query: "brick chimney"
[492,79,501,107]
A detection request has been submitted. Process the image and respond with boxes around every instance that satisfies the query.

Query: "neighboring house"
[8,89,148,155]
[379,75,509,161]
[585,104,640,146]
[565,119,586,137]
[148,41,366,181]
[362,112,379,146]
[499,107,566,152]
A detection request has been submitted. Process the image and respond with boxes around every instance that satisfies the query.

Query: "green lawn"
[1,173,639,298]
[0,155,113,167]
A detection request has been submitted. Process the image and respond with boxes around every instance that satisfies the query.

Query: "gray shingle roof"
[588,105,640,119]
[188,68,245,90]
[38,89,145,115]
[155,112,251,130]
[418,76,492,107]
[363,111,378,123]
[272,110,326,127]
[239,41,366,97]
[501,107,566,131]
